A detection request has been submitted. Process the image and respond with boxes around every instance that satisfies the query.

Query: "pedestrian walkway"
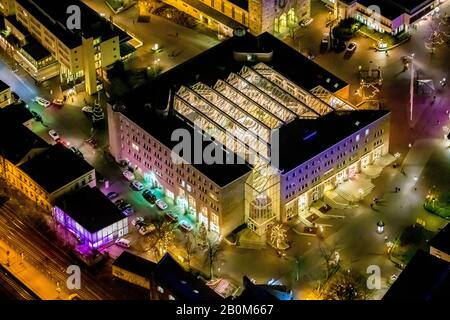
[0,239,70,300]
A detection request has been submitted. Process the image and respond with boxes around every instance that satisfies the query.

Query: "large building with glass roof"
[107,30,391,237]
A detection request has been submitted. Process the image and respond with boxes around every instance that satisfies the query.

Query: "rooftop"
[15,0,130,49]
[382,250,450,301]
[277,109,391,173]
[227,0,248,11]
[5,15,30,37]
[154,253,223,301]
[19,143,94,194]
[0,102,32,124]
[112,251,156,280]
[21,36,51,61]
[116,106,252,188]
[358,0,405,20]
[55,186,124,233]
[0,79,9,92]
[429,223,450,254]
[236,276,289,301]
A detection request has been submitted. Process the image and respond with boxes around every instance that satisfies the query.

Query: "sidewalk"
[0,240,70,300]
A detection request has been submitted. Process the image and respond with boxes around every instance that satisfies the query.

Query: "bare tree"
[317,242,340,293]
[204,236,224,279]
[183,233,196,272]
[144,217,175,259]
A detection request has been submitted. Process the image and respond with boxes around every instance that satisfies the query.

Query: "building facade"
[0,0,127,94]
[163,0,310,36]
[329,0,444,35]
[0,79,12,107]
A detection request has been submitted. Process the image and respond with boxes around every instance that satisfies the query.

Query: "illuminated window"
[187,184,192,193]
[356,134,360,142]
[365,129,370,136]
[132,143,140,152]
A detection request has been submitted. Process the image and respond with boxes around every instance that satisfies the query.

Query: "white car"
[122,170,135,181]
[131,217,144,226]
[48,129,60,141]
[131,180,144,191]
[179,220,193,232]
[35,97,51,107]
[82,106,93,113]
[346,42,357,53]
[155,199,168,210]
[300,18,313,27]
[52,99,64,106]
[115,238,131,248]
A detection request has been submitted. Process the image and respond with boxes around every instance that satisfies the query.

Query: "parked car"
[165,210,179,223]
[69,146,84,159]
[35,96,50,107]
[85,138,98,148]
[30,111,42,122]
[346,42,357,53]
[52,99,64,106]
[179,220,193,232]
[82,105,93,113]
[118,202,132,211]
[115,238,131,248]
[106,191,119,200]
[48,129,60,141]
[131,180,144,191]
[321,32,330,44]
[122,170,135,181]
[139,224,156,235]
[58,138,71,148]
[300,18,313,27]
[115,199,126,207]
[122,206,134,216]
[155,199,168,210]
[142,189,157,204]
[131,217,144,226]
[135,221,146,230]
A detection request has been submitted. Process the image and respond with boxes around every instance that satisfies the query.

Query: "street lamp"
[409,53,415,127]
[377,220,385,234]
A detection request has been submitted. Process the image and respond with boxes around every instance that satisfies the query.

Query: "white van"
[115,238,131,248]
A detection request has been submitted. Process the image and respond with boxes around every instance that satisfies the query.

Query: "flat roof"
[15,0,129,49]
[112,251,156,280]
[19,143,94,194]
[236,276,283,301]
[277,109,390,173]
[0,125,47,165]
[358,0,405,20]
[392,0,434,13]
[5,15,30,37]
[154,253,222,301]
[117,106,252,188]
[55,186,125,233]
[429,223,450,254]
[382,250,450,301]
[21,36,51,61]
[228,0,249,11]
[0,79,9,92]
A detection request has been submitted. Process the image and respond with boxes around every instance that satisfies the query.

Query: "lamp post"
[409,53,415,128]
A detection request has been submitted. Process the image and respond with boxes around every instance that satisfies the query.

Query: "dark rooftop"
[55,186,124,233]
[154,253,223,301]
[382,250,450,301]
[390,0,434,13]
[429,223,450,254]
[0,79,9,92]
[116,106,252,187]
[19,143,94,194]
[5,15,30,37]
[277,109,390,173]
[21,36,51,61]
[358,0,405,20]
[236,276,287,301]
[112,251,156,280]
[0,106,47,165]
[15,0,130,49]
[228,0,248,11]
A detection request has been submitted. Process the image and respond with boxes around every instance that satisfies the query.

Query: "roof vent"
[334,83,339,88]
[193,290,199,294]
[355,121,360,126]
[326,78,331,83]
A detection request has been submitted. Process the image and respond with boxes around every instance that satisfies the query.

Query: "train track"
[0,264,40,300]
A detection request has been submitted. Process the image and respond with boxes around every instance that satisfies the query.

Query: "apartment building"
[329,0,443,35]
[1,0,130,94]
[108,31,391,237]
[163,0,310,36]
[0,79,12,107]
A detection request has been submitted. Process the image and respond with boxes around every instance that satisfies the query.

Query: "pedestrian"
[175,31,179,39]
[398,187,401,192]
